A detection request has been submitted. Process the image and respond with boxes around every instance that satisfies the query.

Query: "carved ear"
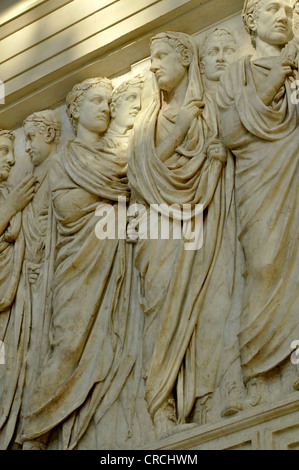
[246,14,257,33]
[181,49,192,67]
[71,102,80,120]
[110,102,117,119]
[45,127,56,144]
[199,60,205,74]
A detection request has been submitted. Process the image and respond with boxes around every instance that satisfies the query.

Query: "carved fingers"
[7,174,37,215]
[28,266,41,284]
[175,98,205,137]
[207,139,227,164]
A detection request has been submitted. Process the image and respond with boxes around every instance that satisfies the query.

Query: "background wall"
[0,0,244,128]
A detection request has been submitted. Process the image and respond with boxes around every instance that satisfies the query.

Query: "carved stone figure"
[196,28,247,421]
[101,75,144,154]
[21,78,136,450]
[217,0,299,405]
[7,111,62,448]
[127,31,229,436]
[200,28,237,97]
[0,130,36,449]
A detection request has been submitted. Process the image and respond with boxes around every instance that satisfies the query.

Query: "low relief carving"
[0,0,298,450]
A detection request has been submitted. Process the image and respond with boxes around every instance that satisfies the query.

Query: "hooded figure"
[128,31,234,435]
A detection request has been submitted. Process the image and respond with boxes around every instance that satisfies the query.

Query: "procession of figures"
[0,0,299,450]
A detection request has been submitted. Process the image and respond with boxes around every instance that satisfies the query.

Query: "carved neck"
[252,38,284,60]
[161,73,189,111]
[202,76,218,97]
[108,119,130,136]
[34,148,55,179]
[76,124,104,146]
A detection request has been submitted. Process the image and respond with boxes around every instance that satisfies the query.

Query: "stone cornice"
[0,0,244,129]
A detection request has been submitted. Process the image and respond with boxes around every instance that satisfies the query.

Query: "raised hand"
[6,174,37,216]
[175,98,205,137]
[259,44,298,106]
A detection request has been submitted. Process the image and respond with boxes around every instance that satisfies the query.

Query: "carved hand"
[259,44,298,106]
[6,174,36,216]
[28,266,41,284]
[126,206,147,244]
[157,98,205,163]
[207,139,227,164]
[175,98,205,138]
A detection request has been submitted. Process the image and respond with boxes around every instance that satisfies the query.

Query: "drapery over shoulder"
[127,34,233,422]
[218,56,298,143]
[22,139,134,450]
[217,56,299,383]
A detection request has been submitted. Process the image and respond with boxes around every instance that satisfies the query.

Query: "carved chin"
[96,118,109,133]
[0,170,9,182]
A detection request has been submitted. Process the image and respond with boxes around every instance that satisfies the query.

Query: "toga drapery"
[0,184,25,449]
[22,139,136,449]
[217,55,299,384]
[128,37,234,423]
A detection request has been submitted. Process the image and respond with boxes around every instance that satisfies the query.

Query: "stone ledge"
[141,392,299,450]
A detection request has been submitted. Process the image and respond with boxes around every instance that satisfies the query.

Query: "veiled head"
[150,32,194,93]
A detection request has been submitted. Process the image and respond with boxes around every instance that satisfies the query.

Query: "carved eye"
[126,94,137,102]
[207,48,219,56]
[0,147,8,157]
[225,47,236,55]
[267,3,279,13]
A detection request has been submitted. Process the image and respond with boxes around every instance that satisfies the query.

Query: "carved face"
[113,87,142,130]
[201,35,237,82]
[249,0,293,46]
[150,40,189,93]
[77,84,111,135]
[24,122,52,167]
[0,136,14,182]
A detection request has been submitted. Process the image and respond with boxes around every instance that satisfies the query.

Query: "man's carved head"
[200,28,237,81]
[24,110,61,167]
[242,0,294,48]
[150,32,194,93]
[0,130,15,182]
[66,78,113,135]
[110,75,144,131]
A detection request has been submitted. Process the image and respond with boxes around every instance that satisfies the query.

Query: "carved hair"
[23,110,62,145]
[111,75,145,111]
[242,0,264,47]
[150,31,195,65]
[66,77,113,133]
[0,129,15,142]
[200,28,236,61]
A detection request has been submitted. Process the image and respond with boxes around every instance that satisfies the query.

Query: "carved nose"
[7,152,15,166]
[150,60,158,73]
